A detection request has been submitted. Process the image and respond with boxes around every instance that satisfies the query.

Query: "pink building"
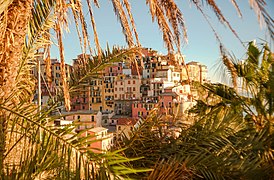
[131,102,155,118]
[114,76,141,100]
[159,88,177,115]
[70,85,90,111]
[104,62,123,76]
[80,127,113,153]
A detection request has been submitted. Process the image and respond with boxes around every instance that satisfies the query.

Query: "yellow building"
[102,76,115,112]
[63,110,99,132]
[89,79,103,111]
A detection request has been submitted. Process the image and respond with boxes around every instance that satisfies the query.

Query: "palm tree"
[187,42,274,178]
[0,0,273,179]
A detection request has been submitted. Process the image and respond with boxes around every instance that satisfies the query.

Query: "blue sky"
[51,1,274,81]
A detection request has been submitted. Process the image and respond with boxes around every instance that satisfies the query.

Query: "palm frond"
[86,0,102,58]
[111,0,135,47]
[56,21,71,111]
[249,0,274,41]
[123,0,141,47]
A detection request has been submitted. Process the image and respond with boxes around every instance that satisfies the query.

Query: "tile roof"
[117,117,138,126]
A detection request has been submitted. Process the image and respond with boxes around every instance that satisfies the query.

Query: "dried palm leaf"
[230,0,242,17]
[56,22,71,111]
[111,0,134,47]
[76,0,93,55]
[44,33,52,86]
[248,0,274,40]
[192,0,243,45]
[150,0,174,52]
[123,0,141,47]
[70,1,86,54]
[86,0,102,59]
[93,0,100,8]
[158,0,188,49]
[220,45,238,90]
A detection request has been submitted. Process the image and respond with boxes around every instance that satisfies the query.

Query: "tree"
[0,0,273,179]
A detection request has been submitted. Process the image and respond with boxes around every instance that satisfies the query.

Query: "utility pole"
[38,54,42,113]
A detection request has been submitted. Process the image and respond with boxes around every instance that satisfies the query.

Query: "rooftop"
[88,127,108,133]
[116,117,138,126]
[62,110,98,115]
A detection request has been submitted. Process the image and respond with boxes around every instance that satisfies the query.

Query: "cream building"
[186,61,208,83]
[114,75,142,100]
[63,110,100,132]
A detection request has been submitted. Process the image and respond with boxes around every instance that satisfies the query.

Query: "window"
[128,80,130,84]
[54,120,61,126]
[91,116,94,122]
[77,115,80,119]
[118,126,121,130]
[121,82,123,85]
[104,120,107,123]
[115,88,117,91]
[133,80,135,84]
[133,87,136,91]
[115,94,117,98]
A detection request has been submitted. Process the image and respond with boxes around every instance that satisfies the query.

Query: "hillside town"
[32,48,208,152]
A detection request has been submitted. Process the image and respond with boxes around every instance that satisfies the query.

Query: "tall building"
[186,61,208,83]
